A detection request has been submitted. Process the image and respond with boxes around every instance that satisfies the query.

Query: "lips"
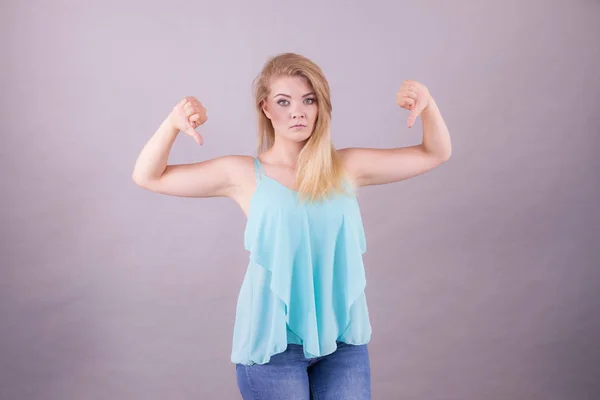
[291,124,307,128]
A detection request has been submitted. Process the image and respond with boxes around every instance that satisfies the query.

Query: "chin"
[286,134,312,143]
[277,127,313,142]
[295,131,313,142]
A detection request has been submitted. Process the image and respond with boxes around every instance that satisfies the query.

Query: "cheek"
[269,108,287,124]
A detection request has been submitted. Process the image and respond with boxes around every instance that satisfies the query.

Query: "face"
[261,75,318,143]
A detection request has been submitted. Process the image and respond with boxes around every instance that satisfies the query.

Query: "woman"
[132,53,451,399]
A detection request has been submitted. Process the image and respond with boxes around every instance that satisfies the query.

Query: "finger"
[185,124,204,145]
[190,120,205,144]
[398,89,417,99]
[185,106,204,118]
[407,114,417,128]
[397,96,415,108]
[407,104,420,128]
[183,96,199,106]
[189,114,200,124]
[407,100,425,128]
[189,113,207,125]
[400,81,415,91]
[175,98,189,109]
[196,132,204,145]
[182,97,201,110]
[184,100,202,110]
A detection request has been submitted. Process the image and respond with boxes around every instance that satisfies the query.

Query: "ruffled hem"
[232,305,371,366]
[231,280,371,366]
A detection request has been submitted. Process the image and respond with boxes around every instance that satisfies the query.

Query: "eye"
[277,99,289,106]
[305,98,316,104]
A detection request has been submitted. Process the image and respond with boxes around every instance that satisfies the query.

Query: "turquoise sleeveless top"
[230,157,372,366]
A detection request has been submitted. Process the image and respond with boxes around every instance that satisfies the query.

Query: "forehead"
[269,75,313,96]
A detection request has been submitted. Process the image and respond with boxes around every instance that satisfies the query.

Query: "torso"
[230,153,371,366]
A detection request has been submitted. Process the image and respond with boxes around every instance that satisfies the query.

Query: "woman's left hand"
[396,80,432,129]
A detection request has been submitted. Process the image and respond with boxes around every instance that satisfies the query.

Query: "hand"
[396,80,431,129]
[168,96,208,145]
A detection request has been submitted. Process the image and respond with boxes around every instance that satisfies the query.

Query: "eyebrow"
[273,92,315,98]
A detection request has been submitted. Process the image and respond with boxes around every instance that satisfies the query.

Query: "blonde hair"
[253,52,354,204]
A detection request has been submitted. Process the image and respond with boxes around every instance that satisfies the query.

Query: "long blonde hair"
[253,53,354,204]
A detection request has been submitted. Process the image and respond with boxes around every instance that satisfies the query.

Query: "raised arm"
[339,81,451,187]
[132,96,244,198]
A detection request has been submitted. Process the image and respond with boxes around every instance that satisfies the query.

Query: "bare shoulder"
[227,154,257,187]
[336,147,359,164]
[336,147,361,182]
[220,154,255,176]
[208,154,257,197]
[223,155,258,217]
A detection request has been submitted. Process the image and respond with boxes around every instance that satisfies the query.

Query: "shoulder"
[219,155,259,210]
[336,147,361,180]
[218,155,256,182]
[220,154,255,170]
[336,147,359,164]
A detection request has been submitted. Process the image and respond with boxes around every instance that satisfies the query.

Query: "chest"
[247,180,362,238]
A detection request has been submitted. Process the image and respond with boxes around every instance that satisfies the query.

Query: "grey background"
[2,0,599,399]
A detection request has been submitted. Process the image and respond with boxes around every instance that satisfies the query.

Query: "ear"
[261,101,272,120]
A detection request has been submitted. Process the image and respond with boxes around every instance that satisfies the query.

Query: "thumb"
[407,102,422,129]
[185,124,203,145]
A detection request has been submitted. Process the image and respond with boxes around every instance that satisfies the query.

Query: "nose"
[292,112,305,120]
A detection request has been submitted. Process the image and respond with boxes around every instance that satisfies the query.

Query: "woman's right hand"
[168,96,208,145]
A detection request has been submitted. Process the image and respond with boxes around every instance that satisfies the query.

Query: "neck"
[264,136,308,167]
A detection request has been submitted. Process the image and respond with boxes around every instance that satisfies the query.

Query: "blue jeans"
[235,341,371,400]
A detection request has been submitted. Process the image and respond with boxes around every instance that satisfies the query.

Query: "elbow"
[441,150,451,162]
[428,150,451,164]
[132,171,141,185]
[438,144,452,163]
[132,172,149,188]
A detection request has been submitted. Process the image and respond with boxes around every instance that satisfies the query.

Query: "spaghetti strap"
[253,157,265,182]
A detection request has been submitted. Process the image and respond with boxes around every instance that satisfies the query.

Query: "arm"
[340,82,451,187]
[131,116,242,198]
